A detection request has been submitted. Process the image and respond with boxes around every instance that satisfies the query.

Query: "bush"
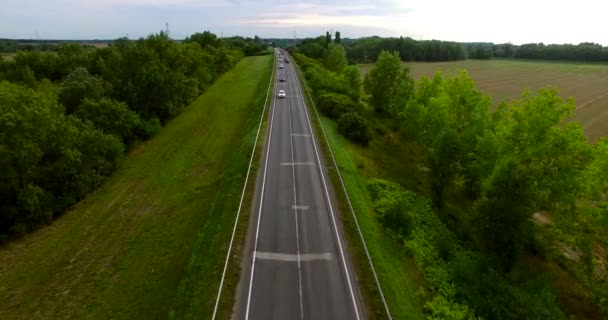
[337,111,371,144]
[316,93,356,119]
[75,98,145,144]
[58,67,105,113]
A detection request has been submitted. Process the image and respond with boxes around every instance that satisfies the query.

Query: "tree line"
[466,41,608,61]
[287,31,608,63]
[292,42,608,318]
[0,31,268,240]
[292,33,466,64]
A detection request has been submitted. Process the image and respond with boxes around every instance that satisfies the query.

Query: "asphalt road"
[233,50,364,320]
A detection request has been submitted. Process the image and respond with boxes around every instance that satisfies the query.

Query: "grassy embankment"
[362,59,608,142]
[0,55,272,319]
[294,62,428,320]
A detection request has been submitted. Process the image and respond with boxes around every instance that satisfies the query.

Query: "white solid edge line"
[291,56,362,320]
[294,60,393,320]
[244,51,280,320]
[211,53,276,320]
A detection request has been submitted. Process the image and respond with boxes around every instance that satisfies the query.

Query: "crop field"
[0,52,15,61]
[0,55,272,319]
[361,59,608,142]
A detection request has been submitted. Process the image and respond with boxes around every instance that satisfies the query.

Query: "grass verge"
[0,55,272,319]
[169,54,275,319]
[293,61,427,319]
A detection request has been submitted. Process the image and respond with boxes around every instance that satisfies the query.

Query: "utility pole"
[165,22,170,37]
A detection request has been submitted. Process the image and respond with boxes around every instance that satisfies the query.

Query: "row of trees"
[0,31,267,240]
[293,43,607,317]
[465,42,608,61]
[366,50,608,318]
[292,33,466,64]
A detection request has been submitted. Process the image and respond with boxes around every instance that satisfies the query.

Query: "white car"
[279,64,284,69]
[278,90,286,98]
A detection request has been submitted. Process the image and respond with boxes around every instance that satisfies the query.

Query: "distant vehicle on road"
[279,77,286,82]
[285,59,290,63]
[278,90,286,98]
[279,64,284,69]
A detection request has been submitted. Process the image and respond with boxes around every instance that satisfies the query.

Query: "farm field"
[0,55,272,319]
[361,59,608,142]
[0,52,15,61]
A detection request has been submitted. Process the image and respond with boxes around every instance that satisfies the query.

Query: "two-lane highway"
[234,50,364,320]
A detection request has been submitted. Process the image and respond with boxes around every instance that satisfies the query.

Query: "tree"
[325,31,332,46]
[428,128,462,208]
[74,98,145,144]
[58,67,105,113]
[343,65,361,101]
[316,92,356,119]
[363,50,412,113]
[323,44,347,73]
[474,158,535,271]
[337,112,371,144]
[335,31,341,44]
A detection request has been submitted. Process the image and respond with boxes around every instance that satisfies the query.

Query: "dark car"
[279,77,286,82]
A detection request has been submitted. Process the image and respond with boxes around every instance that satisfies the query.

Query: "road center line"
[279,162,315,166]
[255,251,333,262]
[292,205,310,210]
[287,65,305,320]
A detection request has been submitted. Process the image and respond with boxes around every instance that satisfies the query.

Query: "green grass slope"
[0,55,272,319]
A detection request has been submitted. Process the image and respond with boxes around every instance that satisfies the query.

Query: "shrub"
[337,111,371,144]
[316,93,356,119]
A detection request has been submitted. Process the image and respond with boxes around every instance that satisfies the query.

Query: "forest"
[290,34,608,319]
[0,31,268,240]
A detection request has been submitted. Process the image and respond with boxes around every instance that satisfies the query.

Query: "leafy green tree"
[335,31,341,44]
[316,92,356,119]
[363,50,411,113]
[428,128,462,208]
[74,98,144,144]
[185,31,219,49]
[325,31,332,46]
[474,158,535,271]
[324,44,347,73]
[58,67,105,113]
[337,112,371,144]
[343,65,361,101]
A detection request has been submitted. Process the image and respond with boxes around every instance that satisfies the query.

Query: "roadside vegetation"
[291,34,608,319]
[0,54,272,318]
[0,31,267,241]
[361,59,608,142]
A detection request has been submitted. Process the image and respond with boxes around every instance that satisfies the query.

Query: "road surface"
[233,50,364,320]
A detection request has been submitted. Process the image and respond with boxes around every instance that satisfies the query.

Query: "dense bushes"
[292,51,372,145]
[337,112,371,145]
[0,82,124,236]
[0,31,266,240]
[368,179,566,319]
[316,93,356,119]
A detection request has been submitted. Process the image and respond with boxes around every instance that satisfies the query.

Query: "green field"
[361,59,608,142]
[0,52,15,61]
[0,55,272,319]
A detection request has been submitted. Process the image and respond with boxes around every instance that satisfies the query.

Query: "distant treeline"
[466,42,608,62]
[293,34,466,63]
[0,31,268,240]
[279,32,608,63]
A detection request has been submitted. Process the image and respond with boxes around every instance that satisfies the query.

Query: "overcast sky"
[1,0,607,45]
